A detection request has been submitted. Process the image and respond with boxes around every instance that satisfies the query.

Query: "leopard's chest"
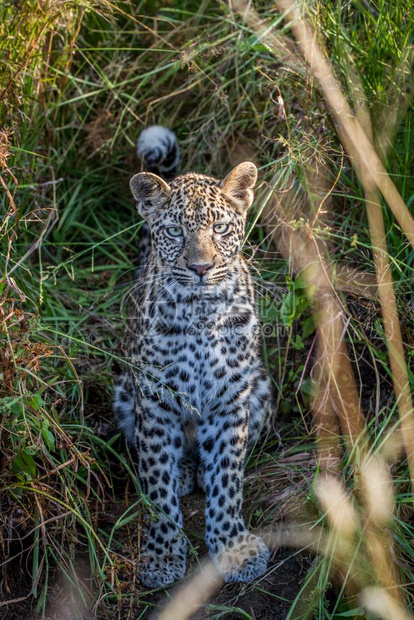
[134,288,259,418]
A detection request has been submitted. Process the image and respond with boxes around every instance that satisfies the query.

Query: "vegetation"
[0,0,413,618]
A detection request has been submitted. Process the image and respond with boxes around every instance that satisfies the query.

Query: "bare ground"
[1,489,310,620]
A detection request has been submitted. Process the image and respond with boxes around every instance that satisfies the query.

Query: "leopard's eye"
[165,226,183,238]
[213,223,229,234]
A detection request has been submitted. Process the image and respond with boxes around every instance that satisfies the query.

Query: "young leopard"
[114,127,273,588]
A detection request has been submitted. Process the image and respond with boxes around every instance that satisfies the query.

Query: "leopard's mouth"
[190,273,228,287]
[170,269,229,287]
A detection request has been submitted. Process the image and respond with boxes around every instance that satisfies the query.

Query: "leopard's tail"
[136,126,180,269]
[137,125,180,181]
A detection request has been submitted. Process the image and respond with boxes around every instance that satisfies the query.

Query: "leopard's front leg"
[198,404,270,582]
[135,400,186,588]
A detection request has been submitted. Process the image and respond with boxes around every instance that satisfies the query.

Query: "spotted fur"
[114,135,273,587]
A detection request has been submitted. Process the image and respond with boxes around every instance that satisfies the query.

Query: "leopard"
[114,126,273,588]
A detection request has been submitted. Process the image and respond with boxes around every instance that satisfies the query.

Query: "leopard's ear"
[219,162,257,212]
[130,172,171,219]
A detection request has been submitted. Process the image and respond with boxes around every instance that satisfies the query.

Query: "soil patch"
[118,490,310,619]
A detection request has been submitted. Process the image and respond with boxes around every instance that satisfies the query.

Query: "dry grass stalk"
[260,182,368,467]
[326,8,414,495]
[373,48,414,163]
[234,0,414,250]
[309,336,343,470]
[250,158,368,468]
[333,264,377,301]
[251,161,368,467]
[231,1,411,610]
[244,451,317,524]
[361,587,414,620]
[364,175,414,493]
[156,561,223,620]
[358,109,414,493]
[0,128,12,169]
[229,139,378,301]
[282,462,407,614]
[316,475,359,538]
[230,13,368,469]
[305,257,368,453]
[359,456,403,604]
[341,47,414,492]
[235,0,414,491]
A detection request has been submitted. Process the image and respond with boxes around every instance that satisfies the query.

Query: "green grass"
[1,0,413,618]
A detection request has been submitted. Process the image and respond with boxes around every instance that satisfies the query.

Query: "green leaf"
[333,608,367,617]
[302,315,315,338]
[41,426,55,451]
[24,445,41,456]
[280,291,297,327]
[0,397,23,416]
[114,510,142,529]
[11,455,26,474]
[11,451,36,478]
[300,377,316,397]
[30,393,44,411]
[292,334,304,350]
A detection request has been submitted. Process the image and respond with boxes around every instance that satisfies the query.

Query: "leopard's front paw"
[138,554,186,588]
[213,532,269,583]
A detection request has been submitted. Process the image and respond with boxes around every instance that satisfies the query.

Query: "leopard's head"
[129,162,257,286]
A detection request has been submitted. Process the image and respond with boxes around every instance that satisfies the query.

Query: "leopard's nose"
[187,263,214,277]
